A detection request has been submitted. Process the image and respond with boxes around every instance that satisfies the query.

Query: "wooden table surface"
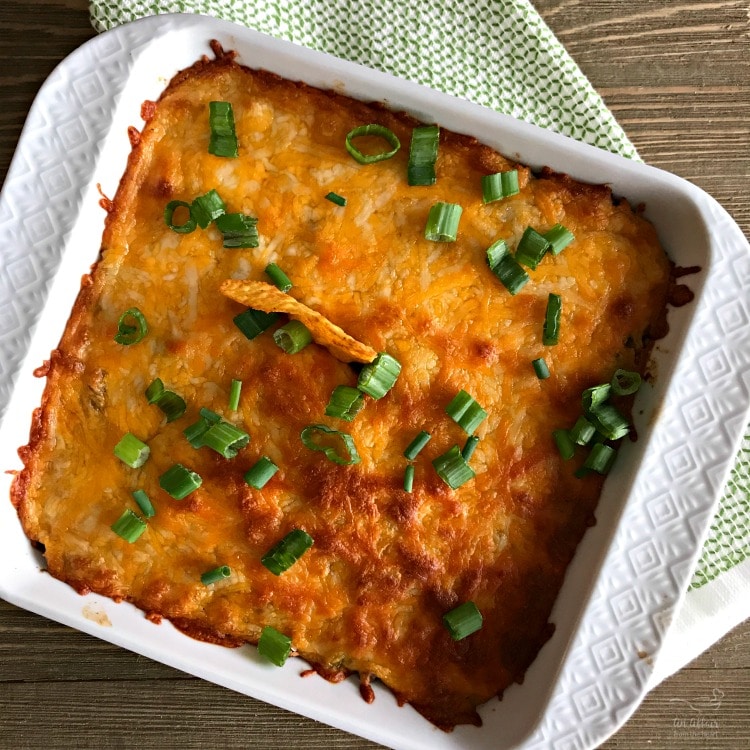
[1,1,748,748]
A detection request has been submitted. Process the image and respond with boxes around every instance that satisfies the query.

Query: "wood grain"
[1,1,748,748]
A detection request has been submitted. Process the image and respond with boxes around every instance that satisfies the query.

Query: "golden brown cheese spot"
[11,53,674,730]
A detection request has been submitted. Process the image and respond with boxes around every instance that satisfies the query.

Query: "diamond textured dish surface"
[0,14,749,750]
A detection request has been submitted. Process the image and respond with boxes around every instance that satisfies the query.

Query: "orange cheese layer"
[13,49,672,728]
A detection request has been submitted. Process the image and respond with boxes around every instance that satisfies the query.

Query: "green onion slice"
[244,456,279,490]
[159,463,202,500]
[582,383,612,412]
[183,408,223,449]
[445,390,487,435]
[114,307,148,345]
[261,529,314,575]
[202,420,250,459]
[233,308,279,340]
[300,424,361,466]
[583,443,617,475]
[345,124,401,164]
[273,320,313,354]
[425,201,463,242]
[611,368,642,396]
[201,565,231,585]
[208,101,239,158]
[432,445,476,489]
[408,124,440,186]
[215,212,259,249]
[132,489,155,519]
[325,385,366,422]
[532,357,550,380]
[553,429,575,460]
[145,378,186,423]
[482,170,519,203]
[111,509,147,543]
[461,435,480,461]
[516,227,551,270]
[404,430,431,460]
[324,192,347,206]
[229,378,242,411]
[543,293,562,346]
[403,464,415,493]
[357,352,401,399]
[443,601,483,640]
[190,189,226,229]
[587,403,630,441]
[265,263,292,292]
[114,433,150,468]
[486,242,529,295]
[570,416,596,446]
[164,200,197,234]
[486,239,509,267]
[258,626,292,666]
[544,223,575,255]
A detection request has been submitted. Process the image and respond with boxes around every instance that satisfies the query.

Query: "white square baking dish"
[0,13,748,750]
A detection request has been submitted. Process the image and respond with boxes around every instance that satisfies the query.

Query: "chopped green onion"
[583,443,617,474]
[425,202,463,242]
[587,403,630,441]
[199,407,222,423]
[164,200,196,233]
[215,212,259,249]
[273,320,312,354]
[145,378,186,423]
[432,445,476,489]
[486,239,509,267]
[345,124,401,164]
[516,227,550,270]
[233,308,279,340]
[582,383,612,412]
[201,565,231,585]
[491,255,529,295]
[114,307,148,345]
[461,435,480,461]
[208,101,239,158]
[202,420,250,459]
[261,529,314,575]
[403,430,431,460]
[190,189,226,229]
[357,352,401,399]
[570,416,596,446]
[482,170,519,203]
[132,489,155,518]
[611,369,642,396]
[114,433,150,469]
[111,509,147,543]
[265,263,292,292]
[324,192,347,206]
[183,408,223,447]
[553,429,575,460]
[543,293,562,346]
[544,223,575,255]
[244,456,279,489]
[408,124,440,186]
[300,424,360,466]
[229,379,242,411]
[258,626,292,666]
[403,464,415,493]
[159,463,202,500]
[325,385,366,422]
[445,390,487,435]
[532,357,550,379]
[443,601,483,640]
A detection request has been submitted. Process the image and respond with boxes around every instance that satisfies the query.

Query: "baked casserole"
[10,43,675,729]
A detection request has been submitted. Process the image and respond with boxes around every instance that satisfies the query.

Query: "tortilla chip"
[220,279,377,363]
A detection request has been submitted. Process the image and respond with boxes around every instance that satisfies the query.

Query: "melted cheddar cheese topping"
[13,49,672,728]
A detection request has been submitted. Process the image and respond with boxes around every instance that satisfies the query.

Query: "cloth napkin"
[89,0,750,684]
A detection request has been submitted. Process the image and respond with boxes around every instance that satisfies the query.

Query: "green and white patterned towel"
[89,0,750,681]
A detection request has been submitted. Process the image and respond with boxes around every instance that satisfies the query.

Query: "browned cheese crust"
[11,46,673,729]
